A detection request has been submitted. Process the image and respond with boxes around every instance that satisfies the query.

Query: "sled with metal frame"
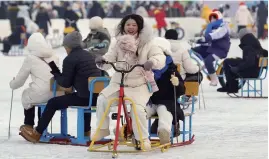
[30,77,112,146]
[88,61,170,158]
[148,81,198,147]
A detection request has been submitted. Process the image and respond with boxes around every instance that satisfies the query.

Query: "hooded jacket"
[9,32,58,109]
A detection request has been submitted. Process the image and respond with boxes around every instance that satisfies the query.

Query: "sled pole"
[173,73,179,143]
[8,78,15,139]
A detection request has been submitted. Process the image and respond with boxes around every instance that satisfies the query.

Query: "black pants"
[185,72,203,84]
[158,27,167,37]
[24,107,42,126]
[223,58,259,92]
[237,25,247,33]
[35,93,97,134]
[257,22,266,39]
[2,39,12,53]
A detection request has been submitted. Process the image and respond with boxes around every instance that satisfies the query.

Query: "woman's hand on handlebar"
[143,61,153,71]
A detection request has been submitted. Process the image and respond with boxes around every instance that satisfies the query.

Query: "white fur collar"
[115,21,153,49]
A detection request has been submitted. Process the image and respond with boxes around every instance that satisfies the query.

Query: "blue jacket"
[204,22,231,58]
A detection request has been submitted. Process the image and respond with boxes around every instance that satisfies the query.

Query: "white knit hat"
[89,16,103,30]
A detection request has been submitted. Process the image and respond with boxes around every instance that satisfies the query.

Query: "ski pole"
[8,78,15,139]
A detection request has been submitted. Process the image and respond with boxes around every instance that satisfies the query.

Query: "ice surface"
[0,39,267,159]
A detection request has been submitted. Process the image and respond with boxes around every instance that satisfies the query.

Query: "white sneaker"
[91,129,110,141]
[142,138,151,151]
[209,74,218,86]
[158,129,171,145]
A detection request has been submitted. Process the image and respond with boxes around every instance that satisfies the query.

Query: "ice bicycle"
[89,61,197,158]
[89,61,171,158]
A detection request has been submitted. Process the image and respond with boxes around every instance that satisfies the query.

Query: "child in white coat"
[9,32,58,129]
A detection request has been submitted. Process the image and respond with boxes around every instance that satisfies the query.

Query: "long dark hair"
[116,14,144,36]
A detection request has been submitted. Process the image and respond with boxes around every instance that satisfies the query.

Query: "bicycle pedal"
[111,113,123,120]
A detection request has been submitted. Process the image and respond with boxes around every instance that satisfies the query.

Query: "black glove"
[48,61,60,74]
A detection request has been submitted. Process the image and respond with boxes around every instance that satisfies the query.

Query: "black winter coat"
[237,33,265,77]
[35,11,51,35]
[150,62,185,123]
[64,10,79,31]
[52,47,101,98]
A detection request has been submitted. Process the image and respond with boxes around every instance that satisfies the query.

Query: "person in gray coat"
[82,16,111,56]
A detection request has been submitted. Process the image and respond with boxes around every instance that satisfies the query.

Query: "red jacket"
[154,9,167,29]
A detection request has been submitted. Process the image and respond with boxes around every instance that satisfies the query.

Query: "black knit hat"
[165,29,178,40]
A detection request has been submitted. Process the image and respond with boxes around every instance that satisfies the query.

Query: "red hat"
[209,9,223,21]
[239,2,245,6]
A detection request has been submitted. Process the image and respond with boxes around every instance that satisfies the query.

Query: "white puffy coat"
[9,33,58,110]
[235,5,254,26]
[100,22,165,106]
[168,40,199,80]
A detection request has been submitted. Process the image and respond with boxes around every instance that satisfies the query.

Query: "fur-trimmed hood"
[114,20,154,48]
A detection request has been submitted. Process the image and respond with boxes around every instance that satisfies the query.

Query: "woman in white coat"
[9,32,58,129]
[235,2,254,32]
[93,14,166,150]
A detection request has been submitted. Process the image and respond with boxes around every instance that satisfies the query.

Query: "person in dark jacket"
[217,28,267,93]
[64,5,79,34]
[193,9,230,86]
[1,17,26,55]
[87,1,105,19]
[19,31,102,143]
[257,1,268,39]
[35,4,51,36]
[147,53,185,144]
[7,2,19,32]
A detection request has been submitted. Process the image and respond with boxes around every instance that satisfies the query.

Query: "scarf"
[152,55,173,80]
[205,19,223,35]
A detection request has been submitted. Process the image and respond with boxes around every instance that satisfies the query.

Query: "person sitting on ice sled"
[193,9,231,86]
[9,32,58,131]
[19,31,102,142]
[217,28,268,94]
[82,16,111,56]
[146,37,185,145]
[93,14,166,150]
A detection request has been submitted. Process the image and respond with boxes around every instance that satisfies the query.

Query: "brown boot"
[20,125,41,143]
[19,124,33,131]
[84,131,91,137]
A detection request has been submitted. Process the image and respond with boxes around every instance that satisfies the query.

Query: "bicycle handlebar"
[103,61,144,73]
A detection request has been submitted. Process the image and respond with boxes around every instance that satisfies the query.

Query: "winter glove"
[48,61,61,74]
[95,56,106,67]
[143,60,154,71]
[230,66,239,74]
[170,74,179,86]
[197,37,206,43]
[94,43,107,49]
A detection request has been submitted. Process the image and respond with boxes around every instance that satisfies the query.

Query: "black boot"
[217,87,229,92]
